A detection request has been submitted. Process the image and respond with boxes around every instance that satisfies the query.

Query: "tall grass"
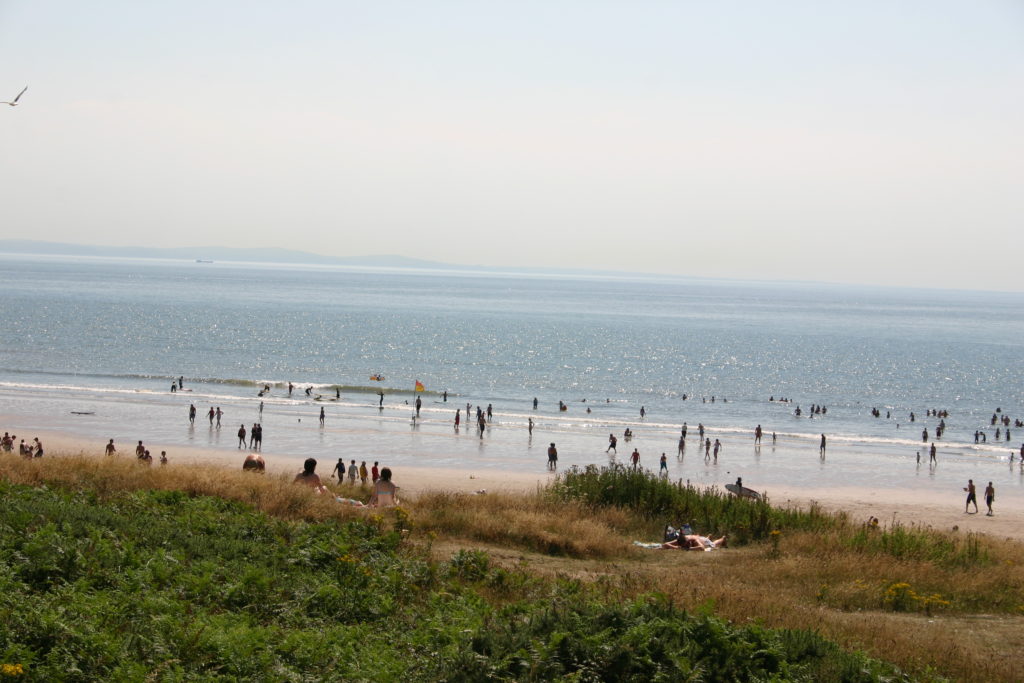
[548,464,842,543]
[845,524,992,568]
[0,453,368,523]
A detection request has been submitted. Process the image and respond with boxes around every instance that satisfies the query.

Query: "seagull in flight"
[2,86,28,106]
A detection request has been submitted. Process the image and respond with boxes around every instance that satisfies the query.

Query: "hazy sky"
[1,2,1022,290]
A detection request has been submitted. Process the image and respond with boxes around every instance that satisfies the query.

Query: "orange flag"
[415,380,425,392]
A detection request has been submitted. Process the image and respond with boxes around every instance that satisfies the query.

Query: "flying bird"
[2,86,28,106]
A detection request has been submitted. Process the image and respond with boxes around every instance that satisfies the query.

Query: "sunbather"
[662,534,727,551]
[368,467,399,507]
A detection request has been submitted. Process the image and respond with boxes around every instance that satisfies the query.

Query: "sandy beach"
[9,424,1022,543]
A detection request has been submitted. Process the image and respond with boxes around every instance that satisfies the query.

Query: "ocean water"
[1,255,1022,496]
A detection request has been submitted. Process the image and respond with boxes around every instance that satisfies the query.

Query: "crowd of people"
[1,433,43,457]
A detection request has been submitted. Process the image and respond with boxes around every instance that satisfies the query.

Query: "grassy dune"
[0,454,1021,680]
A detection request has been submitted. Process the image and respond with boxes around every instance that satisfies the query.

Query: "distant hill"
[0,240,449,269]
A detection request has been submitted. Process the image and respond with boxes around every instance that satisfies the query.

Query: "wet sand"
[8,424,1022,543]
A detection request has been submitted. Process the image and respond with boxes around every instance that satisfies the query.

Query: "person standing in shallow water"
[547,443,558,470]
[819,434,826,456]
[237,424,247,449]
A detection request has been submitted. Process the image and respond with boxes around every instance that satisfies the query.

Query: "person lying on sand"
[662,534,727,551]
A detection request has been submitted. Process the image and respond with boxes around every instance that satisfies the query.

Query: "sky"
[1,2,1022,291]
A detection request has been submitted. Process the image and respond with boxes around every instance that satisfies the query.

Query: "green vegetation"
[549,464,842,544]
[0,479,905,681]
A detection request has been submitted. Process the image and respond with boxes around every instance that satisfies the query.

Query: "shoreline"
[7,425,1023,543]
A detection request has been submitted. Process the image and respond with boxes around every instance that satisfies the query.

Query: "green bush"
[548,465,841,543]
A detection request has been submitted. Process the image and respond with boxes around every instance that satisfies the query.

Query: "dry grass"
[0,451,371,523]
[5,451,1024,680]
[411,490,640,558]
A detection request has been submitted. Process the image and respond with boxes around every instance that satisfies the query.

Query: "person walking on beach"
[319,406,325,426]
[455,409,461,429]
[677,436,685,458]
[713,439,722,461]
[630,448,640,469]
[371,461,380,483]
[208,407,215,425]
[984,482,995,516]
[607,434,617,454]
[189,404,196,424]
[105,439,116,456]
[331,457,345,480]
[659,453,668,475]
[215,407,223,427]
[754,425,762,445]
[704,438,711,459]
[528,417,534,435]
[964,479,978,513]
[547,443,558,470]
[347,459,358,484]
[698,424,705,442]
[681,423,687,440]
[819,434,826,457]
[359,461,368,485]
[237,424,247,448]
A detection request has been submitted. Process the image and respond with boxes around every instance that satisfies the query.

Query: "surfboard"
[725,483,762,500]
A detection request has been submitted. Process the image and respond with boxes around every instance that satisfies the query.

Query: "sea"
[1,254,1022,499]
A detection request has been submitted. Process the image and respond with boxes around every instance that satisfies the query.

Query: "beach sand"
[8,426,1022,543]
